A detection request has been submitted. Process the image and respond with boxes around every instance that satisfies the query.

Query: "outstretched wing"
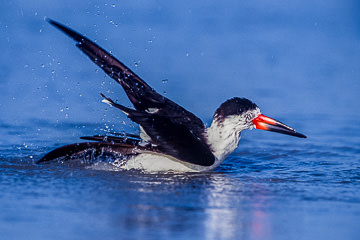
[101,95,215,167]
[47,19,205,138]
[47,19,215,166]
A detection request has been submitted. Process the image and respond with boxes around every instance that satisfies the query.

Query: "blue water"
[1,1,360,239]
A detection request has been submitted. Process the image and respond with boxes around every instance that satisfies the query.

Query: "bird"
[38,19,306,172]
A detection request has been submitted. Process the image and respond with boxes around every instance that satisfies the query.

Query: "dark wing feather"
[37,142,137,163]
[101,96,215,167]
[80,134,141,145]
[47,19,206,138]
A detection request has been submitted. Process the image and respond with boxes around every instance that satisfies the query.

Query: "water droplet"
[162,79,168,84]
[39,28,43,33]
[111,3,116,7]
[40,64,45,68]
[34,12,38,16]
[51,70,55,74]
[186,52,189,57]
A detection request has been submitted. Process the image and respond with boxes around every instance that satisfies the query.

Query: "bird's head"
[213,97,306,138]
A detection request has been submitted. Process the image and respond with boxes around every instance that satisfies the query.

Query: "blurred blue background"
[1,1,359,240]
[1,0,359,141]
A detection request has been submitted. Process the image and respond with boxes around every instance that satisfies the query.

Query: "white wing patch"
[139,125,152,142]
[145,108,160,114]
[102,98,113,106]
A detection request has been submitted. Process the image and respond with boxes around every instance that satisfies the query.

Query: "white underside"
[117,152,220,173]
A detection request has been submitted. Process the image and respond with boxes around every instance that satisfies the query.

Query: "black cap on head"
[214,97,258,120]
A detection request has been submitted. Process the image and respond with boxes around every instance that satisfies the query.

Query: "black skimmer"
[38,19,306,172]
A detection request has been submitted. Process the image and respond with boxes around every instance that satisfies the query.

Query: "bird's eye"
[245,114,252,122]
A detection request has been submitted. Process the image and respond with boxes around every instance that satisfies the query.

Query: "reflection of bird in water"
[39,19,306,172]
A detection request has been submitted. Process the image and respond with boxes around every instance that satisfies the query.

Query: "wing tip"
[47,18,85,43]
[45,17,54,25]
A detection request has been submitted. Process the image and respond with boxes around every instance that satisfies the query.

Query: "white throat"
[205,108,261,164]
[206,117,242,163]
